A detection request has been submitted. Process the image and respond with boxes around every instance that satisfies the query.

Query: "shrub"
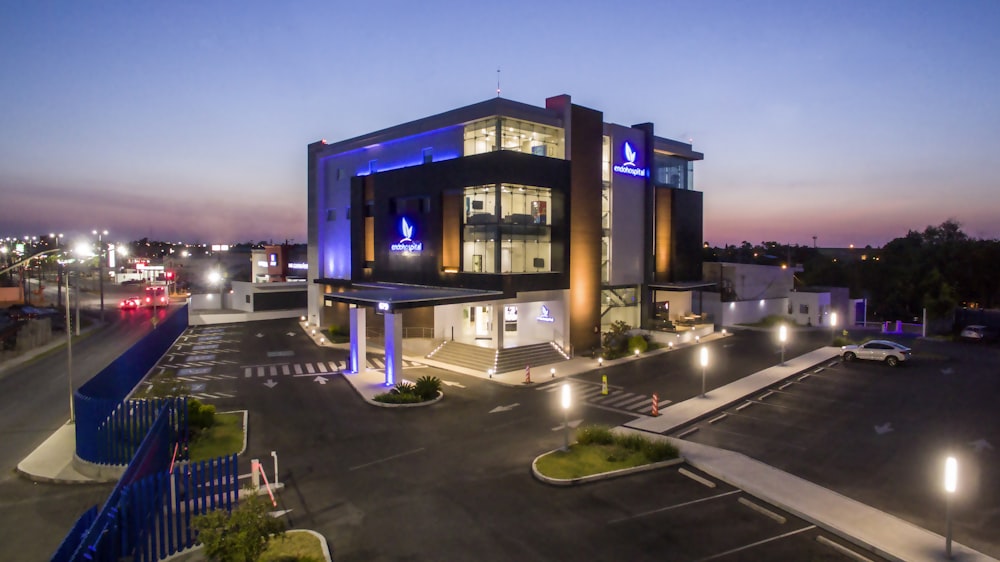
[616,432,647,452]
[641,439,679,462]
[628,334,648,354]
[391,381,415,395]
[832,335,852,347]
[576,424,614,445]
[413,375,442,400]
[188,398,216,436]
[373,391,423,404]
[193,494,286,562]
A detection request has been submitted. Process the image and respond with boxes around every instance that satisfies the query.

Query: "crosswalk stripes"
[539,380,656,416]
[242,358,423,378]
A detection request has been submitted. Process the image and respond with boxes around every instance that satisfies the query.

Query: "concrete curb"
[161,529,332,562]
[368,390,444,408]
[531,448,684,486]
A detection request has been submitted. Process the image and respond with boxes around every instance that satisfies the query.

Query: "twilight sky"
[2,1,998,248]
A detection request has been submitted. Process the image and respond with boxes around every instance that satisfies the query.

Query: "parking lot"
[679,337,1000,558]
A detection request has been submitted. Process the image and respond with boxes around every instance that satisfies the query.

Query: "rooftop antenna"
[496,67,501,98]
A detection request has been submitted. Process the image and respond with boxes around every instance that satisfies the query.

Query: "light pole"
[561,383,571,451]
[830,311,838,344]
[779,324,787,366]
[945,456,957,558]
[700,346,709,397]
[93,230,108,322]
[65,271,75,423]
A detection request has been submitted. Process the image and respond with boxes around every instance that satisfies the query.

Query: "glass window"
[463,117,564,158]
[461,184,554,273]
[653,152,690,189]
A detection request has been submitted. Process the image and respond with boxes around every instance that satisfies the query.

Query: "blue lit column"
[349,305,366,374]
[384,311,402,387]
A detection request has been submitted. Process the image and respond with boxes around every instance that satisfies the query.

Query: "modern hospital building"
[307,94,706,384]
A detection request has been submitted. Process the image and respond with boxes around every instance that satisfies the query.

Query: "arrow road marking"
[263,379,277,389]
[874,422,894,435]
[489,403,520,414]
[552,419,584,431]
[441,380,466,388]
[314,376,327,385]
[970,438,994,453]
[941,367,954,375]
[256,333,264,338]
[286,332,296,336]
[269,509,293,518]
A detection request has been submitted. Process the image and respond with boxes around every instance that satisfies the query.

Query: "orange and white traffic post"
[524,364,532,384]
[651,393,659,416]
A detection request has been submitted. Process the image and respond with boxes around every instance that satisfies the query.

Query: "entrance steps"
[426,341,570,374]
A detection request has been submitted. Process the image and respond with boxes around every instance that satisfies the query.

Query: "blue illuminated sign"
[390,218,423,254]
[536,305,555,323]
[612,141,648,178]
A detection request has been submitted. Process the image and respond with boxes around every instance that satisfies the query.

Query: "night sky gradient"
[2,1,998,247]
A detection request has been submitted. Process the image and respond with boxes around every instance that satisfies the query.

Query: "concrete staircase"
[426,341,570,374]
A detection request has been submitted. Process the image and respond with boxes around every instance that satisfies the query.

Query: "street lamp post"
[65,271,75,423]
[700,346,709,397]
[561,383,571,451]
[945,456,957,558]
[93,230,108,322]
[779,324,788,366]
[830,312,838,344]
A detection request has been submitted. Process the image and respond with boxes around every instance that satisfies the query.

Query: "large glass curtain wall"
[464,117,565,158]
[653,152,692,190]
[462,184,553,273]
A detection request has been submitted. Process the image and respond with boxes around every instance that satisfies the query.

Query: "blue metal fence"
[74,306,188,464]
[54,400,240,562]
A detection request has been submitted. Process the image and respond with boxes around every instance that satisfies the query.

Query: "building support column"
[495,304,504,349]
[349,305,366,374]
[384,311,402,387]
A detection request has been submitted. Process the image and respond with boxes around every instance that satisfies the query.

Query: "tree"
[192,494,285,562]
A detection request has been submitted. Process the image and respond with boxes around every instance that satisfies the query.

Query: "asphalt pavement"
[9,317,999,562]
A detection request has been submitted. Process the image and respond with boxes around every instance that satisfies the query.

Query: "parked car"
[841,340,912,367]
[959,325,998,341]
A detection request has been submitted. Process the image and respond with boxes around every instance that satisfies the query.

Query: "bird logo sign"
[390,218,423,253]
[613,141,647,177]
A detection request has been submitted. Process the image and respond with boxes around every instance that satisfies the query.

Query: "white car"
[960,325,997,341]
[841,340,911,367]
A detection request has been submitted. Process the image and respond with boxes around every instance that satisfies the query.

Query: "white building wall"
[789,292,832,326]
[702,293,790,327]
[607,125,647,286]
[703,262,796,301]
[433,290,569,349]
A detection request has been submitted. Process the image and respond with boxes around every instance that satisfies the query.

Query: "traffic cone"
[524,364,531,384]
[601,374,608,395]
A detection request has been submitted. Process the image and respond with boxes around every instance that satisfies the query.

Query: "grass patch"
[260,530,325,562]
[188,412,243,461]
[535,443,651,479]
[535,425,679,479]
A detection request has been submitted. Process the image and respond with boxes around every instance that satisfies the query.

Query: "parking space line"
[708,413,728,424]
[735,401,753,412]
[738,497,787,524]
[697,525,815,561]
[677,426,699,438]
[816,535,874,562]
[678,467,716,488]
[348,447,426,471]
[608,490,740,524]
[798,374,811,381]
[778,381,793,390]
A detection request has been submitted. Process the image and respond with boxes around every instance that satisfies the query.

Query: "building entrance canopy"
[318,281,504,312]
[316,281,505,388]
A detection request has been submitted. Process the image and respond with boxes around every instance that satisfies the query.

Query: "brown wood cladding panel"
[364,216,374,262]
[441,192,461,270]
[654,186,673,282]
[568,104,604,354]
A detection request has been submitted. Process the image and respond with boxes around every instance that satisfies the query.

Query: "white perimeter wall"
[702,293,790,327]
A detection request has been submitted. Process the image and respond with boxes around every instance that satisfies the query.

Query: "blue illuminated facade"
[307,94,704,359]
